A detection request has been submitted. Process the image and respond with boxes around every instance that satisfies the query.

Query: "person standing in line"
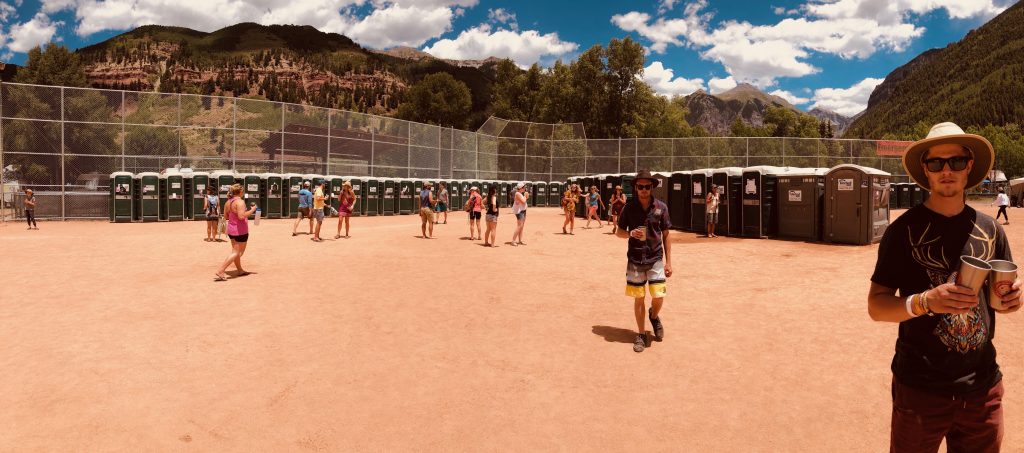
[608,185,626,234]
[23,188,37,230]
[992,186,1010,225]
[467,186,482,240]
[867,122,1021,452]
[335,181,357,239]
[483,184,499,247]
[203,186,220,242]
[311,181,327,242]
[436,181,450,225]
[510,182,529,246]
[615,170,673,353]
[562,184,580,234]
[584,185,605,229]
[292,181,313,237]
[706,184,720,238]
[215,184,258,281]
[419,181,437,238]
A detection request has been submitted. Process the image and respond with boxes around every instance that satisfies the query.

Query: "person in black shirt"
[868,122,1021,452]
[616,170,673,353]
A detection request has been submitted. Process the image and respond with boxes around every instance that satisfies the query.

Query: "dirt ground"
[0,204,1021,452]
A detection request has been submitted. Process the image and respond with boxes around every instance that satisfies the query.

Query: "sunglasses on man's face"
[635,184,653,190]
[923,156,972,172]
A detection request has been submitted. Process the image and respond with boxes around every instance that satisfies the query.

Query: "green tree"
[14,44,88,87]
[395,73,472,128]
[604,37,646,138]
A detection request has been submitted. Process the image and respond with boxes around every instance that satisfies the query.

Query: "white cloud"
[6,13,62,53]
[769,89,810,105]
[0,1,18,22]
[708,76,736,94]
[612,0,1004,86]
[331,3,455,48]
[810,77,884,116]
[643,61,704,96]
[487,8,517,30]
[657,0,678,14]
[422,25,578,67]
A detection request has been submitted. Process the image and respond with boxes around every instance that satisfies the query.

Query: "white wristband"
[905,295,916,317]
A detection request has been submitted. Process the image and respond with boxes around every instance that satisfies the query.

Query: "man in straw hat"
[418,181,437,239]
[868,122,1021,451]
[616,170,673,353]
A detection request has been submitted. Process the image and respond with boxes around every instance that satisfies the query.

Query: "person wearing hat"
[23,188,37,230]
[510,181,530,246]
[466,186,483,240]
[291,181,314,237]
[991,186,1009,225]
[562,183,581,234]
[607,185,626,233]
[311,181,327,242]
[615,170,673,353]
[335,181,357,239]
[868,122,1022,451]
[419,181,437,239]
[705,184,721,238]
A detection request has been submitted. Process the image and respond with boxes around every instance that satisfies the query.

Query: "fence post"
[280,103,285,174]
[782,137,786,166]
[706,136,710,168]
[0,81,4,223]
[177,93,182,167]
[326,108,332,175]
[549,134,554,183]
[60,86,66,220]
[121,90,126,171]
[438,126,442,179]
[745,137,749,167]
[232,99,237,171]
[407,124,412,179]
[370,128,376,177]
[617,138,621,174]
[522,137,527,182]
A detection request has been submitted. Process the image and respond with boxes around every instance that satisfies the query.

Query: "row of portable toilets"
[108,164,901,245]
[567,164,897,245]
[109,170,570,224]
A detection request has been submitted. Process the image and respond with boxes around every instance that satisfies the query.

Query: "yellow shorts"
[625,260,667,298]
[419,207,435,223]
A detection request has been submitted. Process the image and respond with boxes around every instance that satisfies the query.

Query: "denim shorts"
[515,211,526,221]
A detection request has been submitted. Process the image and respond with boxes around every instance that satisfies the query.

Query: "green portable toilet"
[532,181,547,207]
[364,178,380,216]
[110,171,134,223]
[888,182,898,209]
[690,169,712,234]
[382,178,397,215]
[741,166,787,238]
[712,167,744,237]
[548,181,562,207]
[668,172,689,231]
[328,175,344,213]
[910,184,925,206]
[210,170,237,207]
[189,172,211,221]
[263,173,283,219]
[163,170,185,221]
[284,173,302,218]
[777,168,827,241]
[137,172,160,222]
[445,180,460,212]
[182,171,194,220]
[241,174,262,219]
[399,179,415,214]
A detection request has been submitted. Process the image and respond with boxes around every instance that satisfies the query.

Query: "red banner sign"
[876,140,913,156]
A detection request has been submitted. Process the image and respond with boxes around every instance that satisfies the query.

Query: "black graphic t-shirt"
[617,197,671,265]
[872,204,1011,395]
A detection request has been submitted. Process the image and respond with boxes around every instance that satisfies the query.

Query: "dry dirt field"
[0,204,1021,452]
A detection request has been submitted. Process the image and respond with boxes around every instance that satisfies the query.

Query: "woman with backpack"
[203,186,220,242]
[465,186,483,240]
[483,184,499,247]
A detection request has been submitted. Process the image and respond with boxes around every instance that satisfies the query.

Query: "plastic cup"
[635,226,647,241]
[254,208,261,226]
[988,260,1018,310]
[956,255,992,292]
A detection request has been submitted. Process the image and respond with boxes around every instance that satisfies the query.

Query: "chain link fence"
[0,82,908,221]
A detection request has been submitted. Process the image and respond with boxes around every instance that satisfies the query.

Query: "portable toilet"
[182,171,194,220]
[887,182,898,209]
[446,180,461,211]
[622,174,636,201]
[652,172,670,206]
[910,184,925,207]
[240,173,263,219]
[381,178,396,215]
[189,172,210,221]
[576,177,590,218]
[689,169,712,234]
[363,177,380,216]
[210,170,237,207]
[546,181,561,207]
[110,171,134,223]
[163,169,185,221]
[712,167,744,237]
[531,181,546,207]
[399,179,414,214]
[137,172,160,222]
[600,175,622,216]
[740,166,786,238]
[283,173,302,218]
[777,168,827,241]
[262,173,283,219]
[668,172,689,231]
[328,175,344,213]
[824,164,891,245]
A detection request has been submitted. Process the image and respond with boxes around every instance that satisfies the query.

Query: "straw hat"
[903,122,993,190]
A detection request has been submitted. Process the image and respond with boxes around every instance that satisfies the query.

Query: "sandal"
[334,235,342,239]
[214,274,227,281]
[238,271,251,276]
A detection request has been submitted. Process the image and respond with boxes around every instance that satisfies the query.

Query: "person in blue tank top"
[292,181,314,237]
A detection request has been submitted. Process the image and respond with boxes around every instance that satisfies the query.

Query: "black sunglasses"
[923,156,971,172]
[635,184,653,190]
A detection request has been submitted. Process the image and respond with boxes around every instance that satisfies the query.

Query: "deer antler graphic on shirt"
[908,223,950,283]
[967,219,997,262]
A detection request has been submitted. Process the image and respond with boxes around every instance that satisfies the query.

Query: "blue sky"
[0,0,1015,116]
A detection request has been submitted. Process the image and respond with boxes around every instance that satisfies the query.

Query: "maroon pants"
[890,378,1004,453]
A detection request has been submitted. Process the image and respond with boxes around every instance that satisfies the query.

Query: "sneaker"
[633,334,646,353]
[649,308,664,341]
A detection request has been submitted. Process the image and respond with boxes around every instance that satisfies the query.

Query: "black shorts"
[470,211,481,220]
[228,234,249,243]
[299,207,311,217]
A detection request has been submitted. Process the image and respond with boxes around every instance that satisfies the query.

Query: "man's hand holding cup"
[993,277,1022,314]
[925,282,979,315]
